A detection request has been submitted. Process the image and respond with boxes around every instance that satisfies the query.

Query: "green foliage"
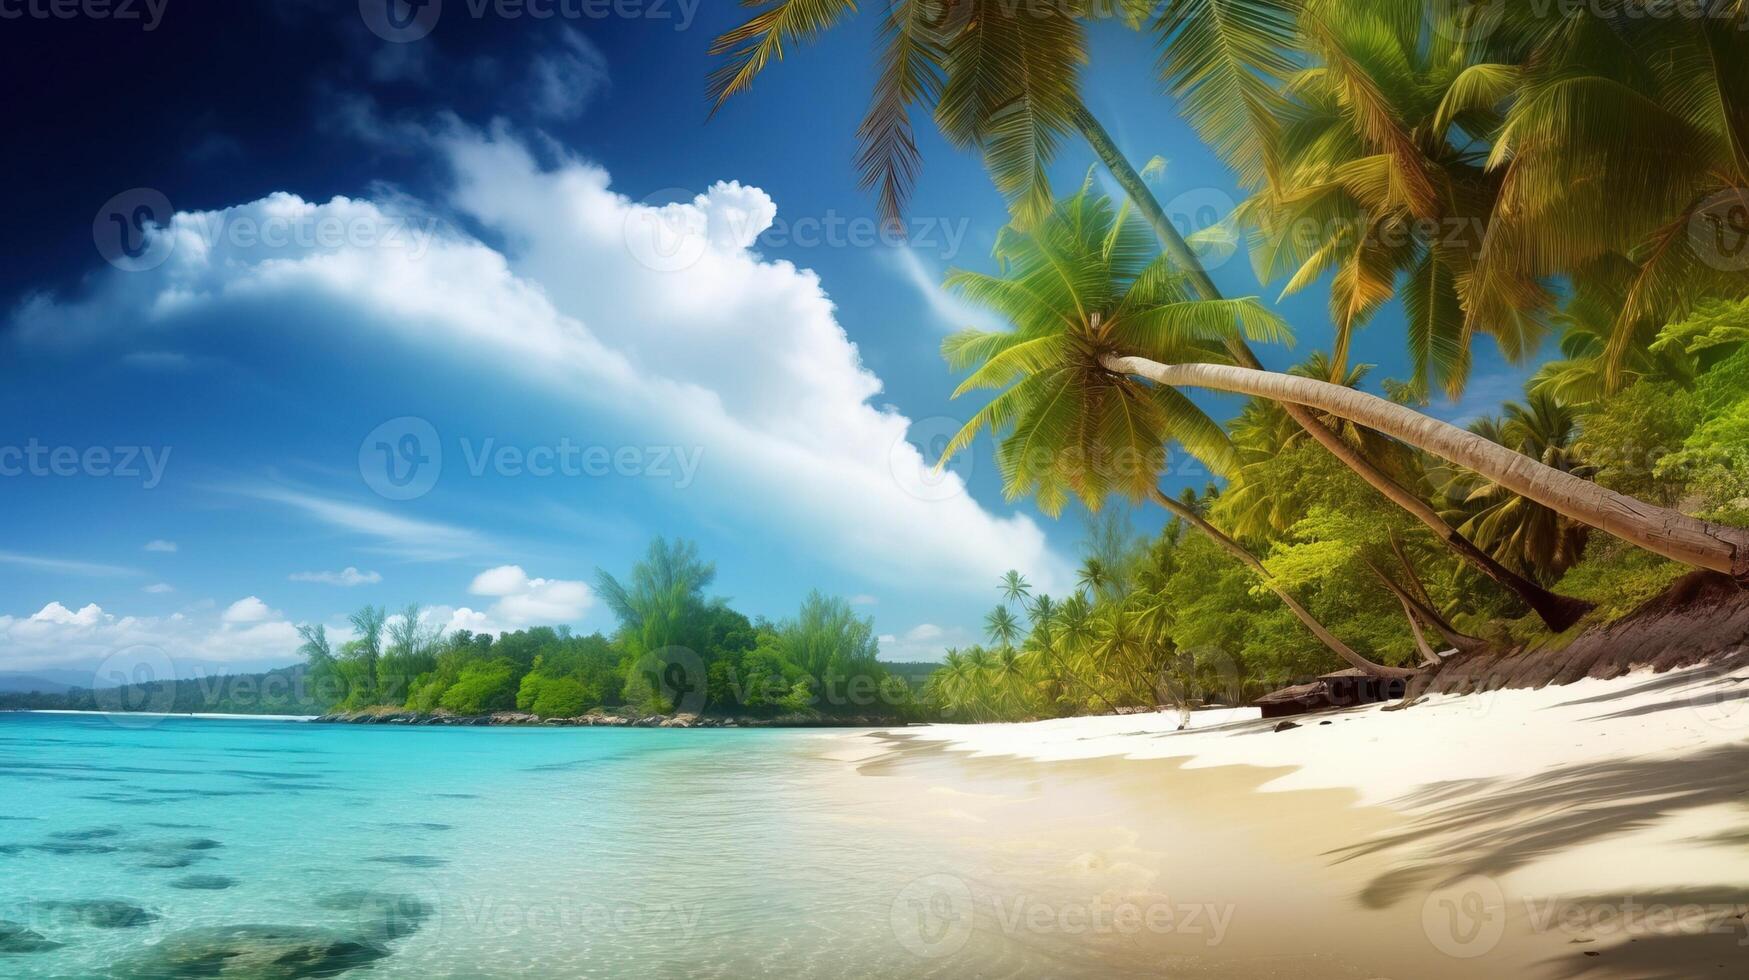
[438,659,518,715]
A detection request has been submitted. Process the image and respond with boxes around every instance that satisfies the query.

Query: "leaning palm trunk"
[1072,106,1595,632]
[1117,358,1749,583]
[1148,490,1417,680]
[1395,592,1444,669]
[1366,561,1484,653]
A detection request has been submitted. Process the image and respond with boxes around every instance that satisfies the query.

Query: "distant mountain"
[0,670,116,694]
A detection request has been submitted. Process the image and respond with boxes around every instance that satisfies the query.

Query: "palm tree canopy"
[937,183,1292,515]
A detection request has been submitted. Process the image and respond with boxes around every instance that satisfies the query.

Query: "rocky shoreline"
[311,708,909,729]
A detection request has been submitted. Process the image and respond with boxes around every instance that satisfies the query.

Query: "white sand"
[896,659,1749,807]
[865,661,1749,977]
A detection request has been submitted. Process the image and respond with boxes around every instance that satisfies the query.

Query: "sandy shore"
[838,660,1749,978]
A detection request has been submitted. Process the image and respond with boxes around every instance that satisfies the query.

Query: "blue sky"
[0,1,1537,676]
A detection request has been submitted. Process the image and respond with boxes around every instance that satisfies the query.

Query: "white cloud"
[886,247,1009,334]
[441,565,594,634]
[526,28,609,121]
[221,596,278,624]
[289,567,382,587]
[234,485,490,562]
[144,583,175,594]
[11,125,1069,599]
[876,622,972,662]
[144,539,178,553]
[0,600,300,671]
[849,594,878,606]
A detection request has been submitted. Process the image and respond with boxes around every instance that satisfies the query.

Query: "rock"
[1272,721,1301,733]
[49,827,123,842]
[365,854,447,869]
[170,874,238,891]
[314,890,433,942]
[39,899,159,928]
[0,920,62,953]
[110,925,390,979]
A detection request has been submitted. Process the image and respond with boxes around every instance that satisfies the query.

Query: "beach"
[838,659,1749,978]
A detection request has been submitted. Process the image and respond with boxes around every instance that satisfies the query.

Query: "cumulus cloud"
[11,124,1068,598]
[434,565,594,635]
[289,567,382,587]
[221,596,278,624]
[0,600,300,671]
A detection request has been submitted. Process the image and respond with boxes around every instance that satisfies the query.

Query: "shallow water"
[0,712,1230,979]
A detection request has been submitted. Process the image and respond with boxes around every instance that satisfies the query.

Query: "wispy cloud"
[235,485,491,562]
[289,567,383,587]
[144,539,178,553]
[886,248,1009,335]
[0,551,138,577]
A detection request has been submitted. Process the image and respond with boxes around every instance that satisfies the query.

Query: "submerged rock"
[40,899,160,929]
[169,874,238,891]
[109,925,389,979]
[314,890,433,941]
[33,839,120,855]
[364,854,446,868]
[0,920,63,953]
[49,827,123,842]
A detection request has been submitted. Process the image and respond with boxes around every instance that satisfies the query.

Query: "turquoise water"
[0,712,1208,979]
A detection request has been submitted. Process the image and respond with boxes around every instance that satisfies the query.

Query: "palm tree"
[940,186,1416,678]
[1464,4,1749,391]
[984,605,1022,649]
[1441,393,1593,582]
[710,0,1592,631]
[998,569,1032,606]
[1101,354,1749,583]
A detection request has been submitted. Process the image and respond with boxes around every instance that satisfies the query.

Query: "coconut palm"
[940,185,1416,677]
[1464,4,1749,390]
[1100,354,1749,583]
[984,605,1022,649]
[998,569,1032,607]
[711,0,1592,631]
[1441,394,1593,582]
